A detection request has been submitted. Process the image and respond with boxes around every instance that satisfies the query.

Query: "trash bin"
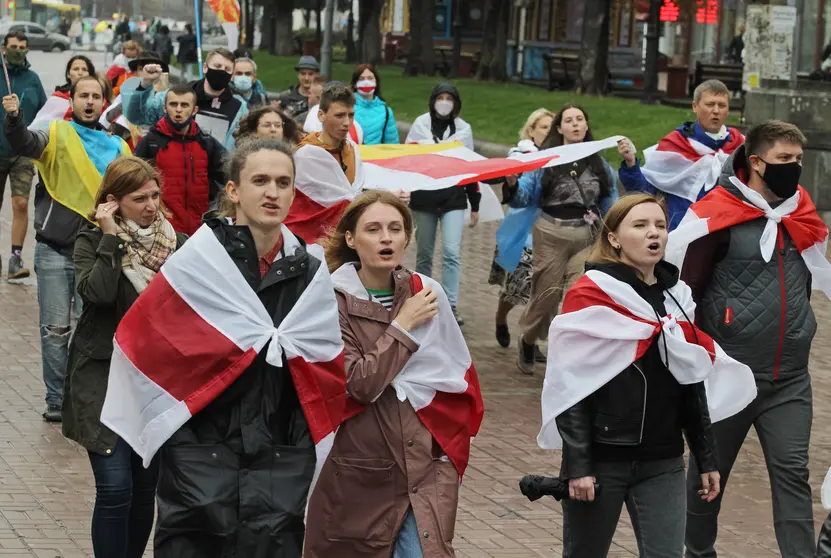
[667,65,689,99]
[303,40,320,59]
[384,41,397,65]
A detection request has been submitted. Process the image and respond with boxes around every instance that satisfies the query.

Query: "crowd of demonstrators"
[2,74,130,422]
[279,55,320,121]
[176,24,199,82]
[122,47,247,149]
[406,82,479,325]
[350,64,399,145]
[134,84,226,235]
[63,157,184,558]
[307,190,483,557]
[675,121,820,557]
[232,57,269,107]
[508,105,619,374]
[490,108,553,348]
[617,79,743,230]
[0,31,46,281]
[234,105,301,144]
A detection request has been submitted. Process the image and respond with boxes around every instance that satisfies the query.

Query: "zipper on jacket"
[774,224,787,380]
[41,199,55,230]
[181,148,189,232]
[632,362,647,443]
[189,153,195,231]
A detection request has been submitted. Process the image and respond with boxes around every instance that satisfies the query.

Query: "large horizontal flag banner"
[358,136,625,193]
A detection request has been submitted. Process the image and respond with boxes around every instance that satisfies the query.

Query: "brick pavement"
[3,194,831,558]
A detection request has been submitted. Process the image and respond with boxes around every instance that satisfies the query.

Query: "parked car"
[0,21,70,51]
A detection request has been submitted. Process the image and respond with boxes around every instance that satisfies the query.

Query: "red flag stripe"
[656,128,744,161]
[287,353,348,445]
[114,273,255,415]
[284,189,351,244]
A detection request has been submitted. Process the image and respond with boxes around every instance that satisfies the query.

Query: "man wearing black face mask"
[121,47,247,150]
[134,84,226,235]
[667,120,827,558]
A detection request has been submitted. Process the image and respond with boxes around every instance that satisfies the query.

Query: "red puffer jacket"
[134,117,226,235]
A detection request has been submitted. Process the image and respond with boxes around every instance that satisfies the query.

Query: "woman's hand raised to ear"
[96,200,120,236]
[396,288,438,332]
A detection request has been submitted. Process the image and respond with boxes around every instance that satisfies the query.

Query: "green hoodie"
[0,59,47,158]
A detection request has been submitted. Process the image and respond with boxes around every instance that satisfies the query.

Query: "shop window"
[434,0,450,36]
[565,0,584,43]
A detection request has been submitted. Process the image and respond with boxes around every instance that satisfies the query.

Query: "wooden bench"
[690,62,743,97]
[431,46,480,77]
[542,52,581,91]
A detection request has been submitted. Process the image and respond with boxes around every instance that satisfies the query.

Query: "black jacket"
[556,261,718,479]
[409,82,481,214]
[63,225,187,454]
[154,216,319,558]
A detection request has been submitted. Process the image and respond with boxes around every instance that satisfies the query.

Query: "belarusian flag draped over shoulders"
[537,269,756,450]
[666,176,831,299]
[640,126,744,203]
[100,224,346,488]
[330,263,484,477]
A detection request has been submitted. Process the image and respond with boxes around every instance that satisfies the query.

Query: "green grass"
[252,53,718,155]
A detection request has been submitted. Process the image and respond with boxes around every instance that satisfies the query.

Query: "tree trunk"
[315,0,322,43]
[406,0,434,75]
[304,9,312,28]
[261,1,277,53]
[357,0,383,63]
[345,4,357,63]
[578,0,611,94]
[475,0,509,80]
[275,0,295,55]
[246,0,256,48]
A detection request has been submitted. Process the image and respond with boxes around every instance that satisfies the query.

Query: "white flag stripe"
[101,342,193,467]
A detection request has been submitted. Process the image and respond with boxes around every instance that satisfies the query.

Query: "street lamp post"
[321,0,336,78]
[641,0,661,105]
[450,0,463,78]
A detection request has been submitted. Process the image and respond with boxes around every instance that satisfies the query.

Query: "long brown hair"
[89,156,163,220]
[587,192,669,265]
[322,191,414,273]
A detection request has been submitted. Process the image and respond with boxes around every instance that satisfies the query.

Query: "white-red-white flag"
[330,264,484,477]
[666,177,831,299]
[100,224,346,488]
[639,128,744,202]
[537,269,756,450]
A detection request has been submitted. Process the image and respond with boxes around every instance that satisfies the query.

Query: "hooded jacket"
[556,261,718,479]
[408,83,481,214]
[134,117,226,235]
[0,59,47,158]
[680,145,816,381]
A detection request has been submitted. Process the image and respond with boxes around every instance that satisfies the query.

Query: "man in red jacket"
[135,84,226,235]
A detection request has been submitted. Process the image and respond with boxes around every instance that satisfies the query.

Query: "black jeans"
[562,457,686,558]
[87,438,159,558]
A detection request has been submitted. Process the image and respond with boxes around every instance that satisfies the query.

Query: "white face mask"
[434,99,454,117]
[355,79,376,97]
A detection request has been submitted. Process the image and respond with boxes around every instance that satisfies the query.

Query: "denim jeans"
[87,438,159,558]
[412,209,465,306]
[394,508,424,558]
[33,242,81,407]
[562,457,686,558]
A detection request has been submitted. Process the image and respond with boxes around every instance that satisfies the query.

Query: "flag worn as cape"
[100,224,347,492]
[666,176,831,299]
[640,127,744,203]
[537,269,756,450]
[330,264,485,477]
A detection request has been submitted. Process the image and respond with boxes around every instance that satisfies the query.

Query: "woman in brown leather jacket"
[305,190,484,558]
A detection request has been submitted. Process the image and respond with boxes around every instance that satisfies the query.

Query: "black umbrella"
[519,475,601,502]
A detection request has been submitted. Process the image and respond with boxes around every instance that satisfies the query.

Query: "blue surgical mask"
[233,75,253,92]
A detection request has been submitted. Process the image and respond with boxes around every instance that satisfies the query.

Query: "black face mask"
[205,68,232,91]
[165,113,194,131]
[757,157,802,199]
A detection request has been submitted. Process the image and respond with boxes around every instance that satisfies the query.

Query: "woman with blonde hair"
[490,107,554,350]
[537,192,753,557]
[306,190,484,558]
[63,156,185,558]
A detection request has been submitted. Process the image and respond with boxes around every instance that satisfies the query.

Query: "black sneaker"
[42,404,62,423]
[517,339,536,375]
[496,324,510,348]
[452,306,465,326]
[535,345,547,363]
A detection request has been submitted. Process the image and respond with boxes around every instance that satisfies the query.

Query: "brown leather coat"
[304,268,459,557]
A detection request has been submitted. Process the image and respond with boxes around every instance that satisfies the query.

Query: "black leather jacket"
[556,261,718,479]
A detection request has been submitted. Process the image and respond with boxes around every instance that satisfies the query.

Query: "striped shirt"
[367,288,394,309]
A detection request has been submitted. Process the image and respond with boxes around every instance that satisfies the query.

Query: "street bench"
[432,46,480,77]
[690,62,743,96]
[542,52,581,91]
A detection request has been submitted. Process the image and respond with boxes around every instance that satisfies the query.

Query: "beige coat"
[305,267,459,557]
